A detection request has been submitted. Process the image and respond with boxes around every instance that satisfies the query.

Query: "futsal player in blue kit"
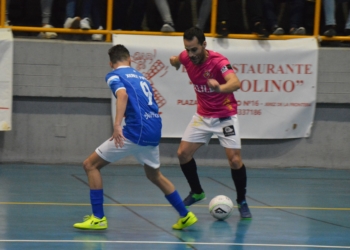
[73,44,198,230]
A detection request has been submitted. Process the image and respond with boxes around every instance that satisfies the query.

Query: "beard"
[190,53,204,65]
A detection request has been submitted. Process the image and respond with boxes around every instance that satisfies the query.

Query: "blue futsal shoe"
[237,200,252,219]
[183,191,206,207]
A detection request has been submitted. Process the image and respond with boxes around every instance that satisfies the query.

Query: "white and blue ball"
[209,195,234,220]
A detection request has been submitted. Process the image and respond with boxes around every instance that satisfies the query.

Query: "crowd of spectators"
[4,0,350,41]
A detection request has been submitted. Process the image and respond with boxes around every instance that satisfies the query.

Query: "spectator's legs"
[217,0,229,36]
[82,0,93,19]
[154,0,175,31]
[64,0,80,29]
[263,0,284,34]
[323,0,336,26]
[39,0,57,39]
[288,0,305,34]
[130,0,147,31]
[289,0,304,29]
[41,0,54,25]
[247,0,264,26]
[80,0,93,30]
[91,0,104,40]
[217,0,229,22]
[6,0,10,24]
[346,12,350,30]
[91,0,102,28]
[196,0,211,30]
[263,0,278,29]
[154,0,173,24]
[247,0,269,37]
[113,0,131,30]
[322,0,337,36]
[345,5,350,35]
[66,0,76,18]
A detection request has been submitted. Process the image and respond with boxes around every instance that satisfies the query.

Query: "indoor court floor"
[0,164,349,250]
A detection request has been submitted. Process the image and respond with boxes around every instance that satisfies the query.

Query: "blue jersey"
[106,66,162,146]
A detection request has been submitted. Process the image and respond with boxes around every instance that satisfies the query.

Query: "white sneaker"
[290,27,306,35]
[92,26,103,41]
[161,23,175,32]
[80,18,91,30]
[38,24,57,39]
[64,17,80,29]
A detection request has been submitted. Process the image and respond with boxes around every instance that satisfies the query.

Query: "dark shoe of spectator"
[217,21,229,37]
[290,27,306,35]
[272,25,284,35]
[253,22,269,38]
[161,23,175,32]
[64,17,81,29]
[345,29,350,36]
[323,26,336,37]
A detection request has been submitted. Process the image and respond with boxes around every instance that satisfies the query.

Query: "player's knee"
[177,148,190,163]
[83,159,95,172]
[228,157,242,170]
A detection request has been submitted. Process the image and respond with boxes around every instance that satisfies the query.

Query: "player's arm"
[207,73,241,93]
[170,56,181,70]
[111,89,128,148]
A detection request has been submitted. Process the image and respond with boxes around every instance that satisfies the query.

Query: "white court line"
[0,240,349,249]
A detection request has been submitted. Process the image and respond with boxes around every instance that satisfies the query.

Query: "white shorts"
[95,138,160,169]
[181,113,241,149]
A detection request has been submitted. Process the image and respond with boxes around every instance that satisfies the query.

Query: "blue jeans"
[66,0,76,18]
[66,0,102,28]
[323,0,350,29]
[83,0,102,28]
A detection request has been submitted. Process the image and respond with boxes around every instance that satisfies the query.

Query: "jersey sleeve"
[105,72,126,98]
[217,58,235,78]
[178,50,187,65]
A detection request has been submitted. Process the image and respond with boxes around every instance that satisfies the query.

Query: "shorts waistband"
[219,116,231,122]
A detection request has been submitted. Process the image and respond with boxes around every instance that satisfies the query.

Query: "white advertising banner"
[112,35,318,139]
[0,29,13,131]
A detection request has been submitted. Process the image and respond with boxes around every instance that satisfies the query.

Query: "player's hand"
[110,125,126,148]
[170,56,180,70]
[207,78,221,92]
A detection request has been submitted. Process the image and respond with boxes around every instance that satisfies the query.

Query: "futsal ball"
[209,195,234,220]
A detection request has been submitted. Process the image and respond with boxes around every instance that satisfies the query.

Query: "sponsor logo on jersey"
[194,84,214,93]
[221,64,233,73]
[144,111,160,119]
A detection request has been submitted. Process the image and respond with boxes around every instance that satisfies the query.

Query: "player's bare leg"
[177,141,203,164]
[144,164,175,195]
[225,148,252,219]
[225,148,243,170]
[144,164,198,229]
[73,152,109,230]
[178,141,206,206]
[83,152,109,189]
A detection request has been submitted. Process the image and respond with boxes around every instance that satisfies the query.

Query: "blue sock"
[165,190,188,217]
[90,189,104,219]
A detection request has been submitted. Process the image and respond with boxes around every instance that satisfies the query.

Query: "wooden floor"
[0,164,349,250]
